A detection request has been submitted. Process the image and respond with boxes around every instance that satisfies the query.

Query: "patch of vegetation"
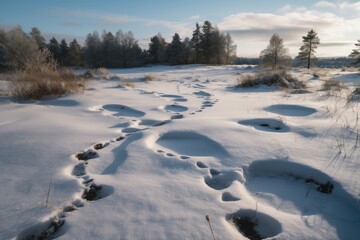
[237,71,306,89]
[322,79,346,91]
[144,74,156,82]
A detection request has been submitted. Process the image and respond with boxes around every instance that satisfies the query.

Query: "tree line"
[260,29,360,69]
[0,20,237,71]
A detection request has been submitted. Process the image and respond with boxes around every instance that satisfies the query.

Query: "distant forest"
[0,20,237,70]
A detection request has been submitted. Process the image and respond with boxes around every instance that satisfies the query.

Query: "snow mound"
[154,131,228,157]
[264,104,317,116]
[102,104,145,117]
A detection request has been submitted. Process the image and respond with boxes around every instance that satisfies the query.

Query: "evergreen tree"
[29,27,46,50]
[67,39,83,66]
[200,21,214,64]
[297,29,320,69]
[47,37,61,63]
[190,23,201,63]
[116,30,140,68]
[260,33,292,70]
[349,40,360,65]
[84,31,102,68]
[148,33,166,64]
[224,32,237,64]
[59,39,69,65]
[166,33,185,65]
[102,31,118,67]
[211,27,225,64]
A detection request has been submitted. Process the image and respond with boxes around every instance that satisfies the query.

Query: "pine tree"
[84,32,102,68]
[190,23,201,63]
[59,39,69,65]
[200,21,214,64]
[148,33,166,64]
[224,32,237,64]
[349,40,360,65]
[166,33,185,65]
[67,39,83,66]
[47,37,61,63]
[211,27,225,64]
[260,33,292,70]
[29,27,46,50]
[297,29,320,69]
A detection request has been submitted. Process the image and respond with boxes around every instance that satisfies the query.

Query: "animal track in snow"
[238,118,289,133]
[205,169,245,190]
[222,192,241,202]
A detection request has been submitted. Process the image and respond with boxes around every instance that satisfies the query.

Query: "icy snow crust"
[1,65,360,239]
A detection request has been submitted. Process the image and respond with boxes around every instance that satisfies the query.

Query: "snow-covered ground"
[1,65,360,239]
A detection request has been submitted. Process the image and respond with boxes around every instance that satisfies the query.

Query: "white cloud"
[218,11,360,57]
[339,1,360,11]
[314,1,337,10]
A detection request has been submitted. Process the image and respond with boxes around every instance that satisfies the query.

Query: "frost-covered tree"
[190,23,201,63]
[211,27,226,64]
[116,30,142,68]
[349,40,360,65]
[166,33,185,65]
[224,32,237,64]
[84,32,102,68]
[29,27,46,50]
[297,29,320,69]
[102,31,118,67]
[260,33,292,70]
[183,37,192,64]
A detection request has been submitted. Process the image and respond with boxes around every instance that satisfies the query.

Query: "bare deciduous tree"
[260,33,292,70]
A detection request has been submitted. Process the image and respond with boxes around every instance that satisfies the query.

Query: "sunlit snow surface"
[1,65,360,239]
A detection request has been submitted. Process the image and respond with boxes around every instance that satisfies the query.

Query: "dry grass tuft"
[236,71,306,89]
[144,74,156,82]
[95,68,109,77]
[322,79,346,91]
[7,67,85,100]
[119,79,135,88]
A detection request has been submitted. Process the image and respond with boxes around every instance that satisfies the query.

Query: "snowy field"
[1,65,360,239]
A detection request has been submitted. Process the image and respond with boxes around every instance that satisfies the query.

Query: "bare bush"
[236,73,261,87]
[118,79,134,88]
[144,74,156,82]
[95,67,109,77]
[322,80,345,91]
[7,67,85,100]
[1,27,85,100]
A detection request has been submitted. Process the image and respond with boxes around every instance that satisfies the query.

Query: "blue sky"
[1,0,360,57]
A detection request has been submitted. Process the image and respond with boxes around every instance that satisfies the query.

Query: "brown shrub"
[7,67,85,100]
[144,74,156,82]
